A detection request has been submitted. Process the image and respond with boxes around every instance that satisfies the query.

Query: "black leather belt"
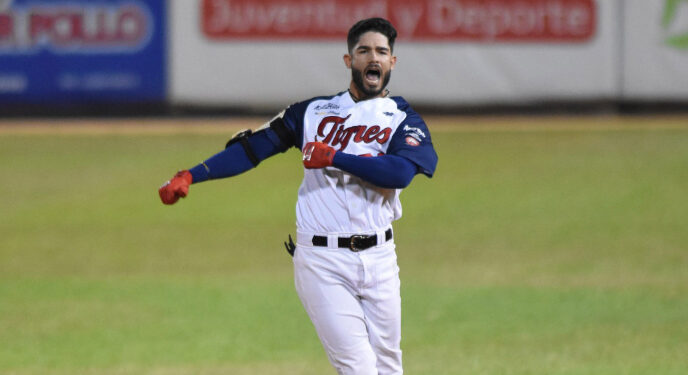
[312,229,393,252]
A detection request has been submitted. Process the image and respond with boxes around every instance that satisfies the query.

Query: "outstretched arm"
[159,126,290,205]
[188,130,283,183]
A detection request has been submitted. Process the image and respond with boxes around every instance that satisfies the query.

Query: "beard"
[351,66,392,100]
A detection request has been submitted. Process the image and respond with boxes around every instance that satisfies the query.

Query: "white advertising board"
[623,0,688,100]
[170,0,620,109]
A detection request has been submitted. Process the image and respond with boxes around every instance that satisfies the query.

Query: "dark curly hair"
[347,18,397,53]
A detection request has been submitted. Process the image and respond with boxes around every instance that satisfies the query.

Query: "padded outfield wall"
[169,0,688,110]
[1,0,688,112]
[0,0,167,108]
[170,0,620,108]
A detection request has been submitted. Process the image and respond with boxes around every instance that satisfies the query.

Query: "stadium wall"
[1,0,687,116]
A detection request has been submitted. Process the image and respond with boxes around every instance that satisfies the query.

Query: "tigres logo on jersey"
[315,115,392,151]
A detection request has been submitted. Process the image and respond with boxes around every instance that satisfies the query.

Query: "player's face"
[344,31,397,100]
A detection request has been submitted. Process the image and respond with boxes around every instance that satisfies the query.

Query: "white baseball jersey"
[279,90,437,235]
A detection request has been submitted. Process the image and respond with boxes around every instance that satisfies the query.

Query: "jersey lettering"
[316,115,392,150]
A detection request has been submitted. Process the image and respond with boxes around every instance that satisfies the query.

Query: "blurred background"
[1,0,687,115]
[1,1,688,375]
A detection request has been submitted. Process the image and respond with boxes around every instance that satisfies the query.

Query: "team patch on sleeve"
[386,115,438,177]
[402,124,427,146]
[405,136,420,146]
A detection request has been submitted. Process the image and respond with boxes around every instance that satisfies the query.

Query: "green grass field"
[1,116,688,374]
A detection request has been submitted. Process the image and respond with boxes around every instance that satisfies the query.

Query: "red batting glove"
[158,170,193,205]
[302,142,336,169]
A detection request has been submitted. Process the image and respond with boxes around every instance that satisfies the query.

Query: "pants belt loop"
[328,235,338,249]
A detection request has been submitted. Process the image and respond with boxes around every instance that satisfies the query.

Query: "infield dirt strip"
[0,115,687,135]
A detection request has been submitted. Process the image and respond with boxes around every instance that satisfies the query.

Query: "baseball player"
[158,18,438,375]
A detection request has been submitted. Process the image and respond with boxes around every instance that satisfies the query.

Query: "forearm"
[189,130,283,183]
[332,153,416,189]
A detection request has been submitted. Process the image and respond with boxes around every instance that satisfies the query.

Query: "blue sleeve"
[332,153,417,189]
[387,98,438,177]
[281,101,308,150]
[187,100,311,183]
[188,129,282,183]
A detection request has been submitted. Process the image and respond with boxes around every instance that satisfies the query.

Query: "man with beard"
[158,18,438,375]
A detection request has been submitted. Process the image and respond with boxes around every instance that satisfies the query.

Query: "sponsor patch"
[314,103,340,111]
[405,136,420,146]
[403,124,426,139]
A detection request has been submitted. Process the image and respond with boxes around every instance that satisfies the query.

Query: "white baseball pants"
[294,230,402,375]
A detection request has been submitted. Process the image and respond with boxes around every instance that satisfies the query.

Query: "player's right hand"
[158,170,193,205]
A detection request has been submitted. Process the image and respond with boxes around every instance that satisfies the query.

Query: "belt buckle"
[349,235,367,252]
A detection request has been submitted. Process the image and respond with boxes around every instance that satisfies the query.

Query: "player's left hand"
[302,142,336,169]
[158,170,193,205]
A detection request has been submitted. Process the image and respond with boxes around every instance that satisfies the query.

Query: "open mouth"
[364,66,381,85]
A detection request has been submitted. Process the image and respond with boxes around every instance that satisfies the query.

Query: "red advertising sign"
[202,0,596,43]
[0,4,150,51]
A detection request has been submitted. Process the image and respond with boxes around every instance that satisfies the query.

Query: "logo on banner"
[662,0,688,49]
[0,1,153,53]
[201,0,596,43]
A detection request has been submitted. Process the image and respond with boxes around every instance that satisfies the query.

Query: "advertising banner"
[0,0,166,104]
[171,0,617,108]
[201,0,596,43]
[623,0,688,99]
